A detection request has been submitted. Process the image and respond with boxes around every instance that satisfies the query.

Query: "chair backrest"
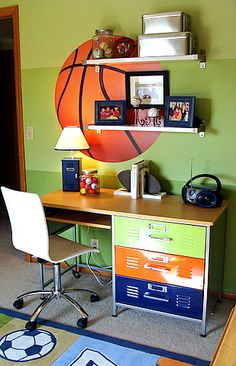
[1,186,51,261]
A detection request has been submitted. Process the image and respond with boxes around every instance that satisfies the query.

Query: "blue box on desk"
[62,158,81,191]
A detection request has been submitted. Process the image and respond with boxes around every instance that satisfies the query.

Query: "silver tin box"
[142,11,191,34]
[138,32,197,57]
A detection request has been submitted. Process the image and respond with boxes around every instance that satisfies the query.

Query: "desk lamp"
[55,126,89,191]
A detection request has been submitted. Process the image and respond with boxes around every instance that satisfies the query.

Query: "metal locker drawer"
[115,275,203,319]
[114,216,206,258]
[115,246,204,290]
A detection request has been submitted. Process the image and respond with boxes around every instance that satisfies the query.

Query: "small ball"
[80,187,86,195]
[99,41,109,50]
[104,47,113,58]
[92,47,103,59]
[91,183,97,190]
[147,108,159,117]
[131,96,141,107]
[85,177,92,184]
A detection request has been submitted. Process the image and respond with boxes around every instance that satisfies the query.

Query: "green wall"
[1,0,236,294]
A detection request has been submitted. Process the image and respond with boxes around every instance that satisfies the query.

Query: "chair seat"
[49,235,97,263]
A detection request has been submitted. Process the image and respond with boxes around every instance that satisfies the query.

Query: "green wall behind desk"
[1,0,235,295]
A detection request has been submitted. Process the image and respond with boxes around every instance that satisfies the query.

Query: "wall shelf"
[82,54,199,66]
[86,124,205,136]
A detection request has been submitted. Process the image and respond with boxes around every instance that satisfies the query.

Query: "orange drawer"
[115,246,204,290]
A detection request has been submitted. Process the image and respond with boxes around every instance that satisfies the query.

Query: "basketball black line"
[79,80,95,159]
[56,48,78,118]
[124,131,143,154]
[78,48,92,131]
[59,63,127,75]
[78,48,95,159]
[98,65,143,155]
[59,63,83,74]
[99,67,109,100]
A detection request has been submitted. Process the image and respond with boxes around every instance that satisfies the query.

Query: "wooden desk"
[211,306,236,365]
[41,189,227,336]
[41,188,226,226]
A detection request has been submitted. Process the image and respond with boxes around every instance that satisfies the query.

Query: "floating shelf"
[82,54,199,66]
[86,124,205,136]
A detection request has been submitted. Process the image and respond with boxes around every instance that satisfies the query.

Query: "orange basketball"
[55,39,162,162]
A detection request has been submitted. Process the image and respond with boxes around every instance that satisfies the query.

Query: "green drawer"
[114,216,206,259]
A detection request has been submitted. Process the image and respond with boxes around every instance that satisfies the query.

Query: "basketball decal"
[55,39,162,162]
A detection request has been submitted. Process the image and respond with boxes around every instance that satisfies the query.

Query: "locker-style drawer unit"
[115,275,203,319]
[115,246,204,290]
[112,206,227,336]
[114,216,206,259]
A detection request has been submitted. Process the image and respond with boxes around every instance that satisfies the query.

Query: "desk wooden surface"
[41,189,227,226]
[211,306,236,365]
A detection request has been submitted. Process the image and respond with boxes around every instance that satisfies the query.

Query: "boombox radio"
[181,173,223,208]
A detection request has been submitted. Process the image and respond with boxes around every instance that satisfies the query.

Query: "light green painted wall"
[1,0,236,294]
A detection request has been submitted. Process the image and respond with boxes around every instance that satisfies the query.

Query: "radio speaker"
[181,174,222,208]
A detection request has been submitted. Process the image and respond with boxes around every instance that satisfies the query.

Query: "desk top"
[211,306,236,365]
[41,189,227,226]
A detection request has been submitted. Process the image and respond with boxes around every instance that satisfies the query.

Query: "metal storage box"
[138,32,197,57]
[142,11,191,34]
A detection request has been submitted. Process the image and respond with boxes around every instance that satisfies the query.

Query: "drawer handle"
[144,292,169,302]
[149,235,172,241]
[144,263,171,272]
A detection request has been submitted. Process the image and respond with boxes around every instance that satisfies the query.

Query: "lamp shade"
[55,126,89,151]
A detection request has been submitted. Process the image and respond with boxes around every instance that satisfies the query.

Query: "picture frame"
[125,71,169,109]
[164,96,196,128]
[95,100,126,126]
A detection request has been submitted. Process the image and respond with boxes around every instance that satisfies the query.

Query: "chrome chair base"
[13,263,99,331]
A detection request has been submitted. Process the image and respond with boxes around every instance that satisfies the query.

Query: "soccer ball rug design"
[0,328,56,362]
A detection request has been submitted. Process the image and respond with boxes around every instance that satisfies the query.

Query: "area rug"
[0,307,210,366]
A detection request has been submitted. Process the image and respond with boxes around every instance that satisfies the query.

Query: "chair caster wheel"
[72,270,81,279]
[90,294,100,302]
[77,317,88,329]
[13,298,24,309]
[25,321,37,332]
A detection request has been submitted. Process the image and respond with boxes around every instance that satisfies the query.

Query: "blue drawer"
[115,275,203,319]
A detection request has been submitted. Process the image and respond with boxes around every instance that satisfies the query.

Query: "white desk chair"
[1,186,99,331]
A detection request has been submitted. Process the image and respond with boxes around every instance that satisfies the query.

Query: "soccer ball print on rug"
[0,328,56,362]
[0,308,210,366]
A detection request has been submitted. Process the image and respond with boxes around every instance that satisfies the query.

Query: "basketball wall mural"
[55,39,162,162]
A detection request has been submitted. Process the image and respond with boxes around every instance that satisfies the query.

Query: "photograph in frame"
[95,100,126,126]
[126,71,169,109]
[164,96,196,128]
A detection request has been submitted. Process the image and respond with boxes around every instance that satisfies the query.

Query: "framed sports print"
[126,70,169,109]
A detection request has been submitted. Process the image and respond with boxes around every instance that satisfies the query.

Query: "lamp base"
[62,158,81,191]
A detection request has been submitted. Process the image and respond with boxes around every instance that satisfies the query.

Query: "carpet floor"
[0,203,235,363]
[0,308,210,365]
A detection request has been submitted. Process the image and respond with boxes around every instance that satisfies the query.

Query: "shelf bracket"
[199,49,206,69]
[199,119,206,137]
